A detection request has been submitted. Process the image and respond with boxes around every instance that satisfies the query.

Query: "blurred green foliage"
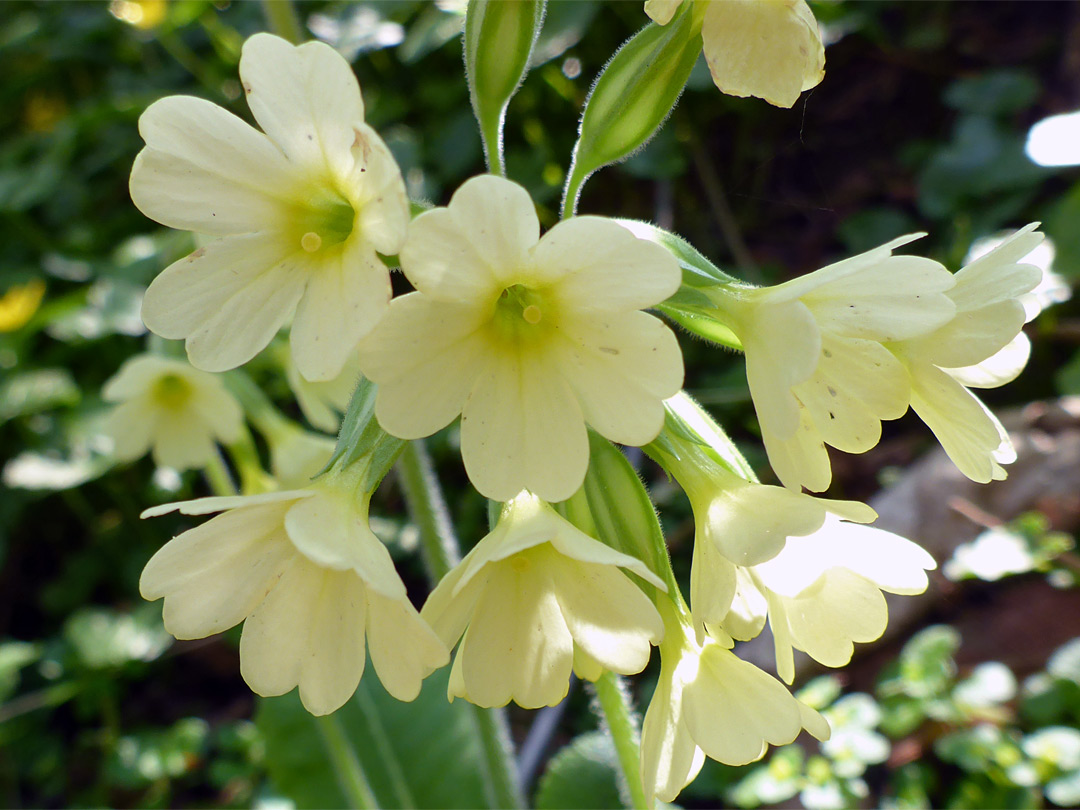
[2,1,1080,807]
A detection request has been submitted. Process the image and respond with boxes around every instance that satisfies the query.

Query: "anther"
[522,304,542,324]
[301,232,322,252]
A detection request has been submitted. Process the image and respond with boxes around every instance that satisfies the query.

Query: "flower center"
[296,191,355,254]
[152,373,192,409]
[493,284,549,340]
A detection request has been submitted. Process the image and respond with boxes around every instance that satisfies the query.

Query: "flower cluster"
[118,19,1049,808]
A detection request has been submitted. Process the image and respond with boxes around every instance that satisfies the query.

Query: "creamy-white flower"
[359,175,683,502]
[283,343,361,433]
[699,516,936,684]
[645,0,825,108]
[889,225,1044,483]
[140,483,447,715]
[421,492,665,709]
[640,602,829,803]
[131,33,408,381]
[102,354,243,470]
[707,235,956,492]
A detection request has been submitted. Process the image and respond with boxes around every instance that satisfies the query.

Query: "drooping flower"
[131,33,408,381]
[140,479,448,715]
[640,600,830,803]
[697,515,936,684]
[888,225,1044,483]
[420,491,666,709]
[645,0,825,108]
[705,235,957,492]
[102,354,243,470]
[358,174,683,502]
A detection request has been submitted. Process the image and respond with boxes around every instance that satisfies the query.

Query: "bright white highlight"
[1025,110,1080,167]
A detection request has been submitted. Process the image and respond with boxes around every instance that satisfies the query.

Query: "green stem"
[396,440,525,809]
[203,447,237,496]
[481,114,506,178]
[261,0,304,44]
[592,671,650,810]
[316,714,380,810]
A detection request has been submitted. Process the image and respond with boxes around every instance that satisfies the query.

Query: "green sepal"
[317,376,405,488]
[644,392,758,483]
[656,302,743,350]
[464,0,547,176]
[562,9,701,215]
[614,217,741,286]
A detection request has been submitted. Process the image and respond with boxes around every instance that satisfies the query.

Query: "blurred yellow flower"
[640,601,829,803]
[359,175,683,502]
[890,225,1043,483]
[0,279,46,332]
[645,0,825,108]
[707,235,956,492]
[110,0,166,29]
[421,492,665,709]
[101,354,243,470]
[141,482,448,715]
[131,33,408,381]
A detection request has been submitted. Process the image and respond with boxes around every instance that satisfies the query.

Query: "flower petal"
[908,362,1010,483]
[239,33,364,177]
[460,349,588,502]
[103,399,157,462]
[532,217,681,312]
[401,175,538,299]
[459,559,573,708]
[289,243,391,381]
[760,405,832,492]
[151,411,217,470]
[947,332,1031,389]
[554,311,683,446]
[641,670,703,803]
[905,300,1027,370]
[549,553,662,675]
[349,123,410,255]
[362,294,489,439]
[366,590,449,702]
[131,96,296,235]
[141,489,310,519]
[743,298,821,440]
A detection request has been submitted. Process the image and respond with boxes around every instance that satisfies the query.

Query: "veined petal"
[131,96,297,235]
[781,568,889,667]
[350,123,409,255]
[362,294,489,439]
[743,298,821,440]
[682,646,805,765]
[700,0,824,108]
[690,536,738,640]
[555,311,683,446]
[641,670,703,803]
[239,33,364,178]
[908,362,1010,483]
[760,406,832,492]
[290,242,392,381]
[549,553,663,675]
[903,300,1026,370]
[460,349,588,502]
[533,217,681,312]
[401,175,538,299]
[283,491,407,599]
[946,332,1031,389]
[459,559,573,708]
[801,256,956,342]
[366,590,449,702]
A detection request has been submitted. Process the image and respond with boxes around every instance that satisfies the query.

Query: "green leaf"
[63,603,172,670]
[257,665,493,809]
[0,641,41,702]
[319,376,405,485]
[563,10,701,214]
[465,0,546,175]
[535,731,625,810]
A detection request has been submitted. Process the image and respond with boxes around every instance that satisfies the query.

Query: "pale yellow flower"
[283,344,361,434]
[420,492,666,709]
[698,515,936,684]
[131,33,408,381]
[640,602,829,803]
[707,235,956,492]
[889,225,1044,483]
[358,175,683,502]
[102,354,243,470]
[140,482,448,715]
[645,0,825,108]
